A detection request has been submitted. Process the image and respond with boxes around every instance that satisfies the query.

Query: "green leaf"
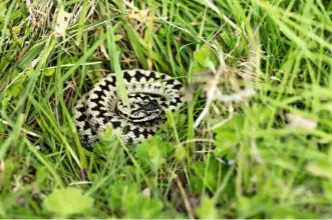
[175,145,186,161]
[114,34,123,41]
[0,202,5,218]
[269,207,318,219]
[93,125,122,155]
[0,159,16,185]
[98,125,115,143]
[220,31,232,45]
[0,1,8,22]
[108,180,164,218]
[195,196,218,219]
[135,136,172,170]
[164,112,187,128]
[109,180,139,211]
[213,115,244,158]
[214,131,238,157]
[192,44,218,73]
[191,158,222,193]
[307,161,332,180]
[36,166,48,184]
[323,181,332,200]
[18,41,45,69]
[43,68,56,76]
[328,145,332,163]
[43,187,94,217]
[148,145,166,169]
[125,195,163,219]
[7,70,29,98]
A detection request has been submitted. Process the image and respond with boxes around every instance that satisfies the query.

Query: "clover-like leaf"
[192,44,218,73]
[195,196,218,219]
[43,187,94,217]
[135,136,172,170]
[0,203,5,218]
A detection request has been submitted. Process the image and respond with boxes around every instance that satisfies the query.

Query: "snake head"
[139,101,160,112]
[117,98,164,123]
[131,100,163,122]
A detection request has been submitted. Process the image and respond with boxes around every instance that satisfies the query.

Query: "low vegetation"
[0,0,332,218]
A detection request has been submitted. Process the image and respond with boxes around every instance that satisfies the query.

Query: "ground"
[0,0,332,218]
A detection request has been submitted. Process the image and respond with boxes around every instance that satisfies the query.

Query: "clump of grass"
[0,0,332,218]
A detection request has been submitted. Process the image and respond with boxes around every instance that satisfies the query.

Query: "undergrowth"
[0,0,332,218]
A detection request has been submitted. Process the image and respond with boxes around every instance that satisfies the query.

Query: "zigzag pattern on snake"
[74,69,184,150]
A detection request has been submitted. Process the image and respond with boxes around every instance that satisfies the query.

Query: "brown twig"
[174,175,195,219]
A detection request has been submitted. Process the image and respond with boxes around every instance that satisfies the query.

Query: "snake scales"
[74,69,184,150]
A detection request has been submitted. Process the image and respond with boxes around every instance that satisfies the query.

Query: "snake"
[74,69,184,150]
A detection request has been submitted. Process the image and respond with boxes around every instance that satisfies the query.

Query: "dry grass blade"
[192,48,258,128]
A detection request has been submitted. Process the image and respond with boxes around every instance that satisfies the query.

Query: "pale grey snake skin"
[74,69,184,150]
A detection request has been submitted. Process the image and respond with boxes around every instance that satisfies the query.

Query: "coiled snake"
[74,69,184,150]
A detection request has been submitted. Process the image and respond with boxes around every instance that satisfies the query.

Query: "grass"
[1,0,332,218]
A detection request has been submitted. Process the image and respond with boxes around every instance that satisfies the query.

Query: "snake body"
[74,69,184,150]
